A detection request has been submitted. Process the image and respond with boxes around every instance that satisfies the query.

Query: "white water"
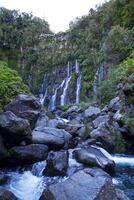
[61,62,71,106]
[50,79,66,111]
[75,60,81,104]
[40,88,47,105]
[93,65,106,97]
[112,155,134,167]
[5,161,46,200]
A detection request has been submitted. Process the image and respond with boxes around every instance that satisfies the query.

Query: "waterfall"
[50,79,66,111]
[75,60,81,104]
[61,62,72,106]
[40,88,47,105]
[39,74,48,105]
[93,65,106,97]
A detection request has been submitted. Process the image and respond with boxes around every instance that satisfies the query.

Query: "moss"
[0,60,29,111]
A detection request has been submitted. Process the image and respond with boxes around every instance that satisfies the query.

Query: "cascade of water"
[5,161,46,200]
[75,60,81,104]
[61,62,72,106]
[50,79,66,111]
[40,88,47,105]
[93,65,106,96]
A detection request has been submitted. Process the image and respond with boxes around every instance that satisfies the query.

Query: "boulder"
[90,122,115,152]
[0,111,32,148]
[40,168,118,200]
[43,150,68,176]
[57,122,86,138]
[108,97,122,113]
[0,186,17,200]
[84,106,101,122]
[5,94,41,129]
[32,127,72,150]
[35,115,60,129]
[74,146,115,175]
[7,144,48,165]
[92,115,109,129]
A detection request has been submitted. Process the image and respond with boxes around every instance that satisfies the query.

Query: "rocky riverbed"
[0,88,133,199]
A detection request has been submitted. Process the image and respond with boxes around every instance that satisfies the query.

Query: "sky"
[0,0,105,33]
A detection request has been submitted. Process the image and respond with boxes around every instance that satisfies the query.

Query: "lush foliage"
[0,61,29,112]
[0,0,134,99]
[97,51,134,106]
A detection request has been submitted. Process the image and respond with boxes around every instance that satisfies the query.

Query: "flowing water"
[1,152,134,200]
[61,62,72,106]
[112,154,134,199]
[75,60,81,104]
[2,150,83,200]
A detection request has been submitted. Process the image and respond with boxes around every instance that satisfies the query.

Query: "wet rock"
[0,111,32,148]
[74,146,115,175]
[43,150,68,176]
[84,106,101,122]
[0,186,17,200]
[5,94,41,129]
[32,127,72,150]
[92,115,109,129]
[7,144,48,165]
[108,97,122,113]
[40,168,118,200]
[115,189,130,200]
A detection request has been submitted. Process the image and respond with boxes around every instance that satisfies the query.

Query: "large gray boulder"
[0,111,32,148]
[7,144,48,165]
[43,150,68,176]
[90,122,115,152]
[40,168,118,200]
[0,186,17,200]
[32,127,72,150]
[92,115,109,129]
[74,146,115,175]
[57,122,86,138]
[84,106,101,122]
[5,94,41,129]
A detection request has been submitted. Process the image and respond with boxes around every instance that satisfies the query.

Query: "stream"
[1,153,134,200]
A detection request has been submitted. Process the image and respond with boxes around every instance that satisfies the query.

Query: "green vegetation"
[97,52,134,106]
[0,61,29,112]
[0,0,134,100]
